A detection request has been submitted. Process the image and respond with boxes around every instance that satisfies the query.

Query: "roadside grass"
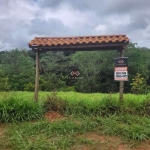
[0,91,150,149]
[1,91,149,102]
[0,95,44,122]
[1,115,150,150]
[0,91,150,121]
[60,92,150,117]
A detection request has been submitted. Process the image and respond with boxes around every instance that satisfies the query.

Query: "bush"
[24,82,34,91]
[130,73,150,94]
[44,92,66,114]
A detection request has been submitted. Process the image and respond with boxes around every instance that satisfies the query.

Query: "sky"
[0,0,150,51]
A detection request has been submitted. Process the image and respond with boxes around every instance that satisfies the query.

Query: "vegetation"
[0,43,150,149]
[0,92,150,149]
[0,43,150,93]
[0,95,44,122]
[1,91,150,120]
[130,73,150,94]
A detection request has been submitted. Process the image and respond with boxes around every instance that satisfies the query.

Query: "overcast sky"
[0,0,150,51]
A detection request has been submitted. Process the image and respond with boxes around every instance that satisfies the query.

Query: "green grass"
[1,115,150,149]
[0,91,149,105]
[95,114,150,141]
[1,118,96,150]
[58,92,150,116]
[0,91,150,149]
[0,95,44,122]
[0,91,150,121]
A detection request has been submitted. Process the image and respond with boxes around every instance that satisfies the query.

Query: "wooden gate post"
[119,49,124,102]
[34,51,39,102]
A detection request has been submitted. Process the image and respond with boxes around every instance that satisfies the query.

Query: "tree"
[0,69,10,91]
[1,49,35,91]
[124,43,150,92]
[130,73,150,94]
[39,51,69,91]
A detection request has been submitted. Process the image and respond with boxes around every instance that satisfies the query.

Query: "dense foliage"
[0,43,150,93]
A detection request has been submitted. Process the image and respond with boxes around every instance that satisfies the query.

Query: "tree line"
[0,43,150,93]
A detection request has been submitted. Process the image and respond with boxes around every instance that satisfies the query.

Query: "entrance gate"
[28,35,129,102]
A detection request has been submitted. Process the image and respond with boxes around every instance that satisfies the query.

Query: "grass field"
[0,91,150,150]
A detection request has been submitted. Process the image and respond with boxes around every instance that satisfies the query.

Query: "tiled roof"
[28,35,129,48]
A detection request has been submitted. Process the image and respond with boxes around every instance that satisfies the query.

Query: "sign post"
[114,57,128,81]
[114,52,128,101]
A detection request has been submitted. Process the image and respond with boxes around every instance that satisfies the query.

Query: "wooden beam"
[30,43,127,50]
[119,49,124,102]
[34,51,39,102]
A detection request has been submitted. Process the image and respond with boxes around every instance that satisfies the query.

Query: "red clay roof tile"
[28,35,129,48]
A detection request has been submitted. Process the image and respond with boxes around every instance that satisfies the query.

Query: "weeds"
[44,92,66,114]
[1,115,150,149]
[96,114,150,141]
[0,96,44,122]
[1,91,150,121]
[1,92,150,149]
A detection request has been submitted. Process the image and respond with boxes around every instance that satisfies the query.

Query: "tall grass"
[45,92,150,116]
[0,96,44,122]
[0,91,150,120]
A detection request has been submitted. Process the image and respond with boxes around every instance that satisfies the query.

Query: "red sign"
[114,67,128,81]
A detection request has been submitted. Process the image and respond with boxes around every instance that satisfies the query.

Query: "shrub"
[130,73,150,94]
[44,92,66,114]
[24,82,34,91]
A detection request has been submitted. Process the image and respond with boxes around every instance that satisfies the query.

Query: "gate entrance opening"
[28,35,129,102]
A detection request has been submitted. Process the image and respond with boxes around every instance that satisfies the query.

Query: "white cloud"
[107,14,131,26]
[95,25,106,33]
[0,0,150,51]
[0,0,38,50]
[128,24,150,47]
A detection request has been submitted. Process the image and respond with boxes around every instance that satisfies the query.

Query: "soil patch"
[76,133,150,150]
[0,123,6,138]
[44,111,65,122]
